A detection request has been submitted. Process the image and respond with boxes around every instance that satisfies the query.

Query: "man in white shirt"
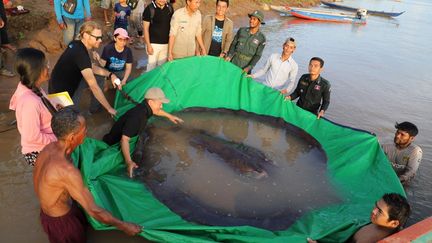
[249,37,298,94]
[382,121,422,186]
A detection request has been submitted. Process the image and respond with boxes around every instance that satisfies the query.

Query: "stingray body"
[189,130,273,178]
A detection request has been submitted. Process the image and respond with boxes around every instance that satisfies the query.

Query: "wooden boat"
[289,7,366,24]
[321,1,405,17]
[270,5,304,16]
[270,5,367,24]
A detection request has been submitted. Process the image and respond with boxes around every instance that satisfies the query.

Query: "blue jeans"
[63,17,84,45]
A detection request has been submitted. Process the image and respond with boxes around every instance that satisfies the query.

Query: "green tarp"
[72,56,405,242]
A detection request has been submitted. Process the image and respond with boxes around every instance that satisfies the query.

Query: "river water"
[0,0,431,241]
[256,0,431,227]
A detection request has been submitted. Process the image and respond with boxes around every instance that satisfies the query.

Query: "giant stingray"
[132,108,340,231]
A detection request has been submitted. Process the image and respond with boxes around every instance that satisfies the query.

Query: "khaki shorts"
[101,0,118,9]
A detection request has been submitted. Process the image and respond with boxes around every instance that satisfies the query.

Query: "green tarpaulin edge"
[72,56,405,242]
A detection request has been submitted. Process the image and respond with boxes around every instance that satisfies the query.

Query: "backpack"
[149,1,173,24]
[127,0,139,10]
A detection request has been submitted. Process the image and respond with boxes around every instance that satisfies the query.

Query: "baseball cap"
[113,28,130,39]
[248,10,265,24]
[144,88,170,103]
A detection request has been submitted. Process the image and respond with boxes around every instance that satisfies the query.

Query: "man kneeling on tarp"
[307,193,410,243]
[103,87,183,177]
[34,107,142,243]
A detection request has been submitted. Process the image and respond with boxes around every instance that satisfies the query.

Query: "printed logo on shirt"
[109,57,126,71]
[252,38,260,45]
[212,25,223,43]
[119,10,127,19]
[314,85,321,91]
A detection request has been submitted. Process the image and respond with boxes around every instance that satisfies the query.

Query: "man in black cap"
[103,87,183,177]
[226,10,266,74]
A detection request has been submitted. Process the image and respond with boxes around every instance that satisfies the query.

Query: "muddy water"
[1,0,431,240]
[259,0,432,226]
[135,109,338,230]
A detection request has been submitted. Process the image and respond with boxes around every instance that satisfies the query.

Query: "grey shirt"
[382,143,422,183]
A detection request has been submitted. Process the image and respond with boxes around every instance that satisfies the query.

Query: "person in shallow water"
[307,193,411,243]
[33,107,142,243]
[286,57,331,119]
[103,87,183,177]
[381,122,422,186]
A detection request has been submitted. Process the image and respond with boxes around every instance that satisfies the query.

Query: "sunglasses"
[89,33,103,41]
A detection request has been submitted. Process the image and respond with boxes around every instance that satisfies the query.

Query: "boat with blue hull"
[270,5,367,24]
[289,8,366,24]
[321,1,405,17]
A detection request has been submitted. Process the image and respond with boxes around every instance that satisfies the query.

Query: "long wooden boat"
[269,5,304,16]
[321,1,405,17]
[288,7,367,24]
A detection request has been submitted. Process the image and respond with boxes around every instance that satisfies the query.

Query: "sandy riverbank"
[0,0,320,111]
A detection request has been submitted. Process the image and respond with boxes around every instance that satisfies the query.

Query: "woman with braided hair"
[9,48,57,166]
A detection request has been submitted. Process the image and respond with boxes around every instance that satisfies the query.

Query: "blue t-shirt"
[114,3,131,28]
[101,42,133,72]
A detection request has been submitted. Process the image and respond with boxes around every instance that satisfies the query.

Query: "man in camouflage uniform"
[226,10,266,74]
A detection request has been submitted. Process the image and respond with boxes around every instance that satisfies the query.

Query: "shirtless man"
[307,193,410,243]
[33,107,141,243]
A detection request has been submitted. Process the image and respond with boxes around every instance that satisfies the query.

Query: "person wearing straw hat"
[226,10,266,74]
[103,87,183,178]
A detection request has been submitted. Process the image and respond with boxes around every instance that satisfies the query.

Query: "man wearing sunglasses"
[249,38,298,95]
[49,21,119,116]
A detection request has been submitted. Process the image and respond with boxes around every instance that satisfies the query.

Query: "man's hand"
[168,115,184,124]
[110,73,123,90]
[126,161,138,178]
[242,67,251,73]
[307,238,317,243]
[146,44,154,55]
[317,110,325,119]
[92,51,101,62]
[119,222,142,236]
[280,89,288,94]
[58,23,66,30]
[168,53,174,61]
[225,56,231,62]
[247,74,253,78]
[107,107,117,117]
[285,95,292,101]
[200,49,206,56]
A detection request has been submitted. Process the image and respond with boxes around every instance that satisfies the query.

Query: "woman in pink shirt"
[9,48,57,166]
